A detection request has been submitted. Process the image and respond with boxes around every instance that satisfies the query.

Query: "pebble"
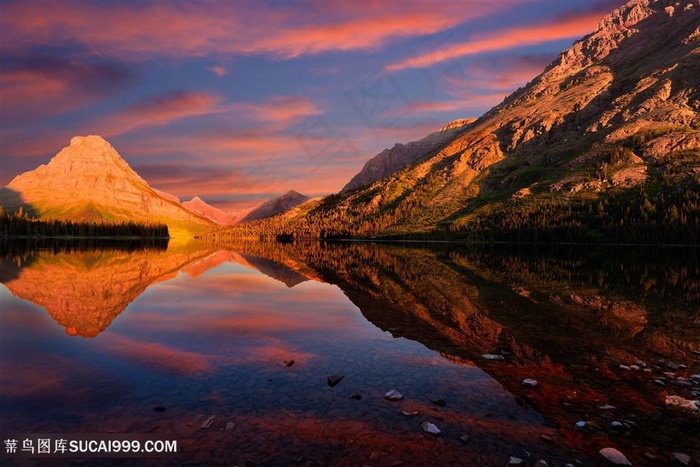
[611,421,624,428]
[575,421,587,429]
[384,389,404,401]
[534,461,549,467]
[671,452,692,466]
[599,447,632,465]
[635,360,647,367]
[200,416,216,429]
[459,434,470,444]
[691,374,700,381]
[506,456,524,466]
[400,410,419,417]
[522,379,539,387]
[482,354,505,361]
[327,375,344,388]
[668,362,679,370]
[619,365,631,370]
[630,365,640,371]
[665,395,699,411]
[678,364,688,370]
[421,421,441,435]
[672,378,693,388]
[654,379,666,387]
[540,435,553,443]
[693,350,700,356]
[599,404,616,410]
[226,422,235,431]
[283,359,295,367]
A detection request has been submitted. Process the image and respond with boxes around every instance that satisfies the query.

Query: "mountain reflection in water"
[0,239,698,466]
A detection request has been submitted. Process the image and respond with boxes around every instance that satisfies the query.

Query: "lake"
[1,239,698,466]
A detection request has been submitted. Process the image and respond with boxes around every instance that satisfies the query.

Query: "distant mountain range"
[0,135,311,237]
[217,0,700,243]
[2,0,698,242]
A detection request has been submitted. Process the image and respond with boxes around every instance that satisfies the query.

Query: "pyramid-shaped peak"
[70,135,113,148]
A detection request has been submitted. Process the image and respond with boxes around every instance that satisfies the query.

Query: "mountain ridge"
[213,0,700,243]
[0,135,214,237]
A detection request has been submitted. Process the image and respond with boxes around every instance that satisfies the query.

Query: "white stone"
[506,457,524,466]
[599,404,616,410]
[482,354,505,360]
[522,378,539,387]
[575,421,587,428]
[384,389,404,401]
[421,421,441,435]
[599,447,632,465]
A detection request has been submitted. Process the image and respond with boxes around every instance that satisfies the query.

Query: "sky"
[0,0,627,212]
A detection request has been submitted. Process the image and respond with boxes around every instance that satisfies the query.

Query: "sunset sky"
[0,0,626,212]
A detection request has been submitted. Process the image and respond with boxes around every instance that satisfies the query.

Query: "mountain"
[239,189,310,223]
[216,0,700,242]
[182,196,235,226]
[0,135,214,237]
[342,118,474,192]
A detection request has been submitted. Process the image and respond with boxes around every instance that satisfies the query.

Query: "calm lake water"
[1,240,698,466]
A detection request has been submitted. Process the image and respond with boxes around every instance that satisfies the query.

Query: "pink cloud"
[0,1,517,60]
[231,96,322,125]
[92,90,226,137]
[0,56,132,121]
[207,65,227,77]
[384,12,608,72]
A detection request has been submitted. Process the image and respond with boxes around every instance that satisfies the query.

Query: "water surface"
[1,240,698,466]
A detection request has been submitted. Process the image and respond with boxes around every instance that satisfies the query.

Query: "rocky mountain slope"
[0,136,214,237]
[342,118,474,191]
[182,196,235,226]
[239,189,310,223]
[217,0,700,242]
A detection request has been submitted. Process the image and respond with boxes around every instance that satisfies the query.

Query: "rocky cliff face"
[0,136,213,236]
[240,190,310,222]
[258,0,699,238]
[341,119,474,192]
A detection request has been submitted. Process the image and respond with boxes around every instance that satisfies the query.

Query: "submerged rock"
[384,389,404,401]
[522,378,539,387]
[482,354,505,361]
[599,447,632,465]
[200,416,216,429]
[283,359,295,367]
[671,452,692,466]
[421,421,441,435]
[153,406,166,413]
[350,393,362,400]
[327,375,344,388]
[665,395,700,411]
[430,398,446,407]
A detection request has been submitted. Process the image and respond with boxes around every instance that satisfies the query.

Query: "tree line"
[1,211,169,239]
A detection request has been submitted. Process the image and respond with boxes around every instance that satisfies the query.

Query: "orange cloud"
[384,12,607,72]
[1,2,516,60]
[93,90,225,137]
[231,96,323,126]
